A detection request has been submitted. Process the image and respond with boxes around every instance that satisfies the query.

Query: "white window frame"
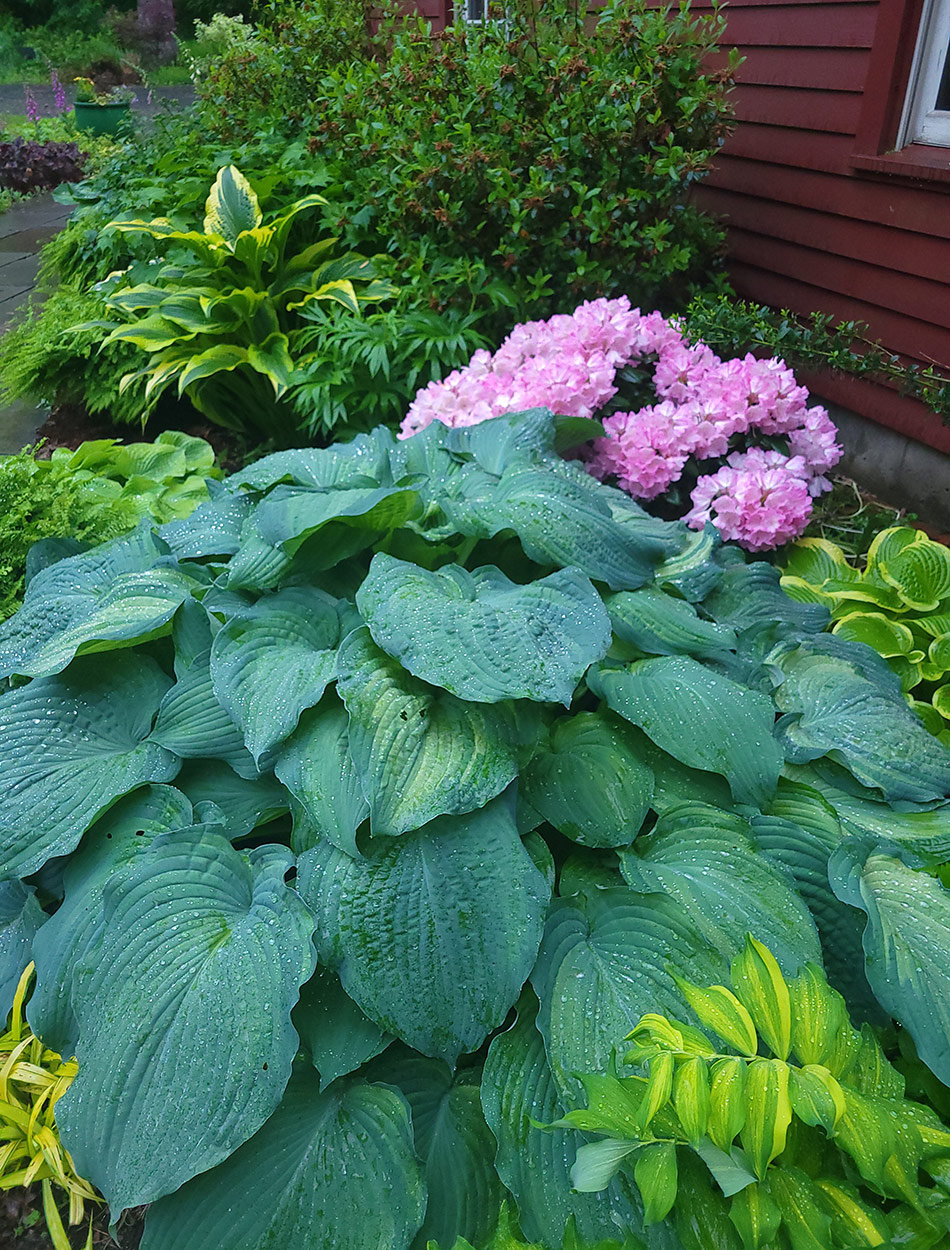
[898,0,950,147]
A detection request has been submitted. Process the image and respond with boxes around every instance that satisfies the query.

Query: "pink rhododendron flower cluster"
[400,296,842,550]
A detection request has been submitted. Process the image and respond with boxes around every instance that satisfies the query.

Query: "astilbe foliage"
[404,297,841,550]
[0,138,86,194]
[0,412,950,1249]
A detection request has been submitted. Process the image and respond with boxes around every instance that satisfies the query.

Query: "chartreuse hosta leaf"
[480,994,647,1249]
[0,653,180,881]
[298,794,548,1064]
[357,554,611,705]
[521,711,653,848]
[29,784,199,1057]
[588,656,782,809]
[210,585,349,762]
[140,1064,426,1250]
[362,1045,503,1250]
[336,627,519,837]
[619,804,821,975]
[0,524,199,679]
[57,828,316,1215]
[552,936,950,1250]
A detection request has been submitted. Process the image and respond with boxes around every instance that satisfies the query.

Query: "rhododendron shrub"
[402,297,842,551]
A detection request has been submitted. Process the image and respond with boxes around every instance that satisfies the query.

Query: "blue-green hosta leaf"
[588,656,782,809]
[57,828,316,1215]
[173,760,287,836]
[276,696,368,858]
[365,1047,503,1250]
[357,555,611,705]
[0,881,45,1019]
[616,726,739,815]
[28,785,200,1055]
[203,164,263,243]
[225,511,295,592]
[0,525,198,679]
[210,586,346,761]
[0,654,179,881]
[702,563,830,635]
[140,1065,425,1250]
[605,587,736,660]
[653,523,726,603]
[297,795,549,1064]
[293,965,390,1088]
[531,888,725,1101]
[160,486,253,559]
[441,409,558,473]
[829,845,950,1086]
[441,461,667,590]
[773,650,950,802]
[521,712,653,848]
[228,429,396,492]
[337,628,518,837]
[618,803,821,974]
[255,483,421,555]
[480,994,646,1248]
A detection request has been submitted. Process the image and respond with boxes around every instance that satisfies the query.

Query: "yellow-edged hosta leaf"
[203,165,262,244]
[732,937,792,1061]
[640,1051,674,1131]
[672,980,758,1058]
[634,1141,678,1225]
[740,1059,792,1179]
[727,1181,781,1249]
[788,1065,846,1134]
[672,1057,710,1146]
[788,963,853,1069]
[708,1057,747,1151]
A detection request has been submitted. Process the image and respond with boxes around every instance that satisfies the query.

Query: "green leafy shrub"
[557,934,950,1247]
[781,528,950,739]
[1,411,950,1247]
[0,430,218,620]
[96,165,391,441]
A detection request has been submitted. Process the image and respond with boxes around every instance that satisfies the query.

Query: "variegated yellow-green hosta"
[556,936,950,1250]
[781,529,950,743]
[0,965,100,1250]
[94,165,393,442]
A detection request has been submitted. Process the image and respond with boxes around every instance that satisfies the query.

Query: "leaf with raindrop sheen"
[254,482,420,554]
[522,711,653,848]
[588,656,782,809]
[0,881,45,1019]
[0,653,179,881]
[297,795,549,1064]
[139,1065,426,1250]
[57,828,316,1215]
[605,586,736,659]
[336,627,519,836]
[293,965,390,1088]
[211,585,347,761]
[357,554,611,705]
[0,525,199,679]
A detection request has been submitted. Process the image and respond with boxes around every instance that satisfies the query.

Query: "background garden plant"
[0,411,949,1248]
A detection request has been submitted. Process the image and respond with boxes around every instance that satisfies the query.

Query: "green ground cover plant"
[1,410,949,1248]
[0,429,218,620]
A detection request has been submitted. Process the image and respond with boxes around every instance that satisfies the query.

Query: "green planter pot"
[74,101,132,136]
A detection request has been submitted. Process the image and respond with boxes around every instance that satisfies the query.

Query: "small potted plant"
[73,78,136,136]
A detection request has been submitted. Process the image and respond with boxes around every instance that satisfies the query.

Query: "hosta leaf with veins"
[0,652,179,880]
[57,828,316,1216]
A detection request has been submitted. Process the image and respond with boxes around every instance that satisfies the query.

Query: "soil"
[0,1190,143,1250]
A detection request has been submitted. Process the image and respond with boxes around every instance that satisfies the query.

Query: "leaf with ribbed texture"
[588,656,782,809]
[357,555,611,705]
[0,653,179,881]
[140,1065,426,1250]
[521,712,653,848]
[702,563,830,635]
[254,483,420,555]
[211,586,347,761]
[57,829,316,1215]
[0,525,198,679]
[229,429,395,492]
[365,1047,502,1250]
[441,461,667,590]
[276,696,368,858]
[605,587,736,659]
[531,888,724,1101]
[773,649,950,802]
[618,803,821,974]
[173,760,288,837]
[151,605,257,778]
[28,785,198,1056]
[828,844,950,1086]
[336,628,518,836]
[293,966,390,1088]
[297,795,549,1064]
[160,487,253,559]
[0,881,45,1019]
[203,164,262,242]
[480,994,646,1248]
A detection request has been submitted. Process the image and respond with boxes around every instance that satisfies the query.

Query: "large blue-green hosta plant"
[1,410,950,1249]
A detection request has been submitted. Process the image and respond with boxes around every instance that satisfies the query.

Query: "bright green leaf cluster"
[781,529,950,738]
[560,936,950,1248]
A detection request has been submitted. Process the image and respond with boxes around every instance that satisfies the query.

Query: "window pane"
[937,41,950,111]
